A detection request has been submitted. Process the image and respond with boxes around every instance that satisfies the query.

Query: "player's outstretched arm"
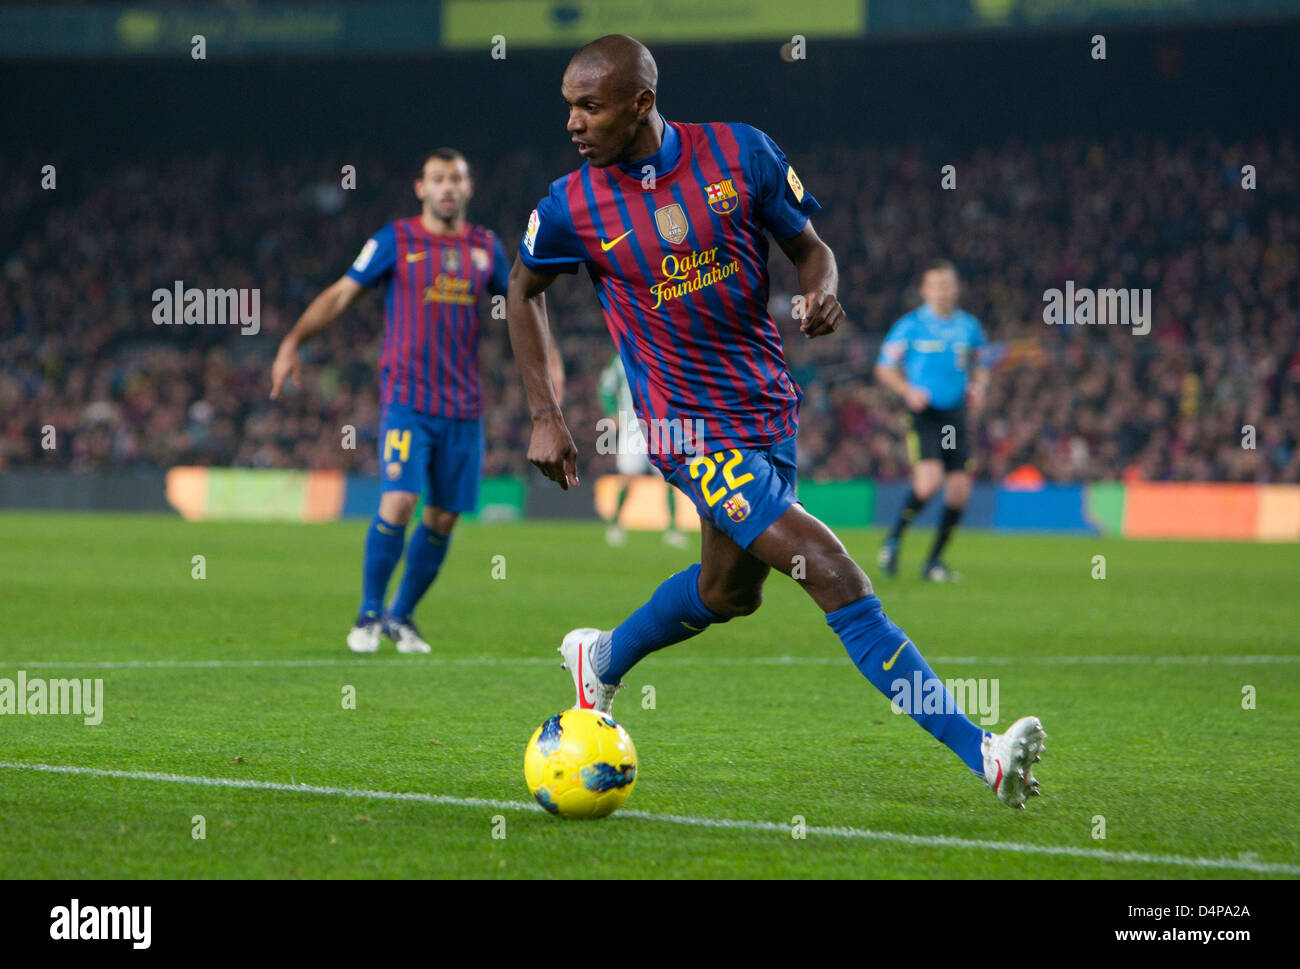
[506,256,579,490]
[775,221,845,340]
[270,275,366,398]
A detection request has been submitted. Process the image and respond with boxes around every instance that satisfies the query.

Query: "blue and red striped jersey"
[518,120,820,470]
[347,217,509,418]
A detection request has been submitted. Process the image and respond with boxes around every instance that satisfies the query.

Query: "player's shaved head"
[567,34,657,99]
[561,35,663,168]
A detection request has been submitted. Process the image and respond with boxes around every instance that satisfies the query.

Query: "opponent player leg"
[605,475,631,547]
[661,472,687,548]
[606,422,648,546]
[748,505,1043,807]
[385,415,483,654]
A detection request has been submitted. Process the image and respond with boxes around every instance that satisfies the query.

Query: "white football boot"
[384,617,432,655]
[981,715,1046,809]
[347,616,382,654]
[558,627,622,714]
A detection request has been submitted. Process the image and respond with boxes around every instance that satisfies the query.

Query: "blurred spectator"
[1,130,1296,482]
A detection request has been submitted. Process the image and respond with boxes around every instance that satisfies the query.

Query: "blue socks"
[389,524,451,620]
[584,568,984,778]
[360,514,406,617]
[826,594,985,774]
[593,563,725,684]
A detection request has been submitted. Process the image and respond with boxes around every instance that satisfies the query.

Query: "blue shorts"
[378,405,484,513]
[666,436,800,550]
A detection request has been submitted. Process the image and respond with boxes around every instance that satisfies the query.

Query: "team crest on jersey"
[442,247,461,273]
[723,492,751,524]
[705,179,738,215]
[471,246,489,271]
[654,203,690,245]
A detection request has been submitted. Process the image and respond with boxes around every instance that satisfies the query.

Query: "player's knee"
[799,550,872,605]
[379,493,419,526]
[913,471,941,501]
[426,507,459,533]
[945,474,972,506]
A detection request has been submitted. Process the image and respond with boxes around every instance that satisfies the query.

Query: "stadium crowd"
[2,130,1297,482]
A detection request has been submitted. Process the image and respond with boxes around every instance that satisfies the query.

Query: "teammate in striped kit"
[506,35,1046,808]
[272,149,550,654]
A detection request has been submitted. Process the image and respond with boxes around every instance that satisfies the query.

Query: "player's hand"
[903,385,930,412]
[270,340,302,399]
[528,411,580,490]
[797,290,845,339]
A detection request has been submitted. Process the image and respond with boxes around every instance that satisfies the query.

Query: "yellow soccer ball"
[524,708,638,819]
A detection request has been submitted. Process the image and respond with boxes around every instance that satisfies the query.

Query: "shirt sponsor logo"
[649,246,740,309]
[423,274,475,305]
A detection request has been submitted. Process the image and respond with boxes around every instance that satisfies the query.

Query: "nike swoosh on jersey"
[600,229,634,252]
[406,251,429,263]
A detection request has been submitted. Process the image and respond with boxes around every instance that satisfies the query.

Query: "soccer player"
[874,260,989,582]
[271,149,559,654]
[505,35,1045,808]
[597,353,688,549]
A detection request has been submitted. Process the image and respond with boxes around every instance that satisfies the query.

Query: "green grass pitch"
[1,511,1297,879]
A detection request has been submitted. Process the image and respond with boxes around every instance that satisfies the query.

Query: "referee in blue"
[874,260,989,582]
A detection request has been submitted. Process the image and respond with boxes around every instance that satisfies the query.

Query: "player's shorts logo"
[386,461,403,481]
[654,203,689,245]
[442,247,461,273]
[705,179,738,215]
[471,246,489,271]
[723,491,751,523]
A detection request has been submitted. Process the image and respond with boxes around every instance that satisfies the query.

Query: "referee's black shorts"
[907,405,970,472]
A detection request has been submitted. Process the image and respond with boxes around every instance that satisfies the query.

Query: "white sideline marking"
[4,655,1298,672]
[2,761,1297,875]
